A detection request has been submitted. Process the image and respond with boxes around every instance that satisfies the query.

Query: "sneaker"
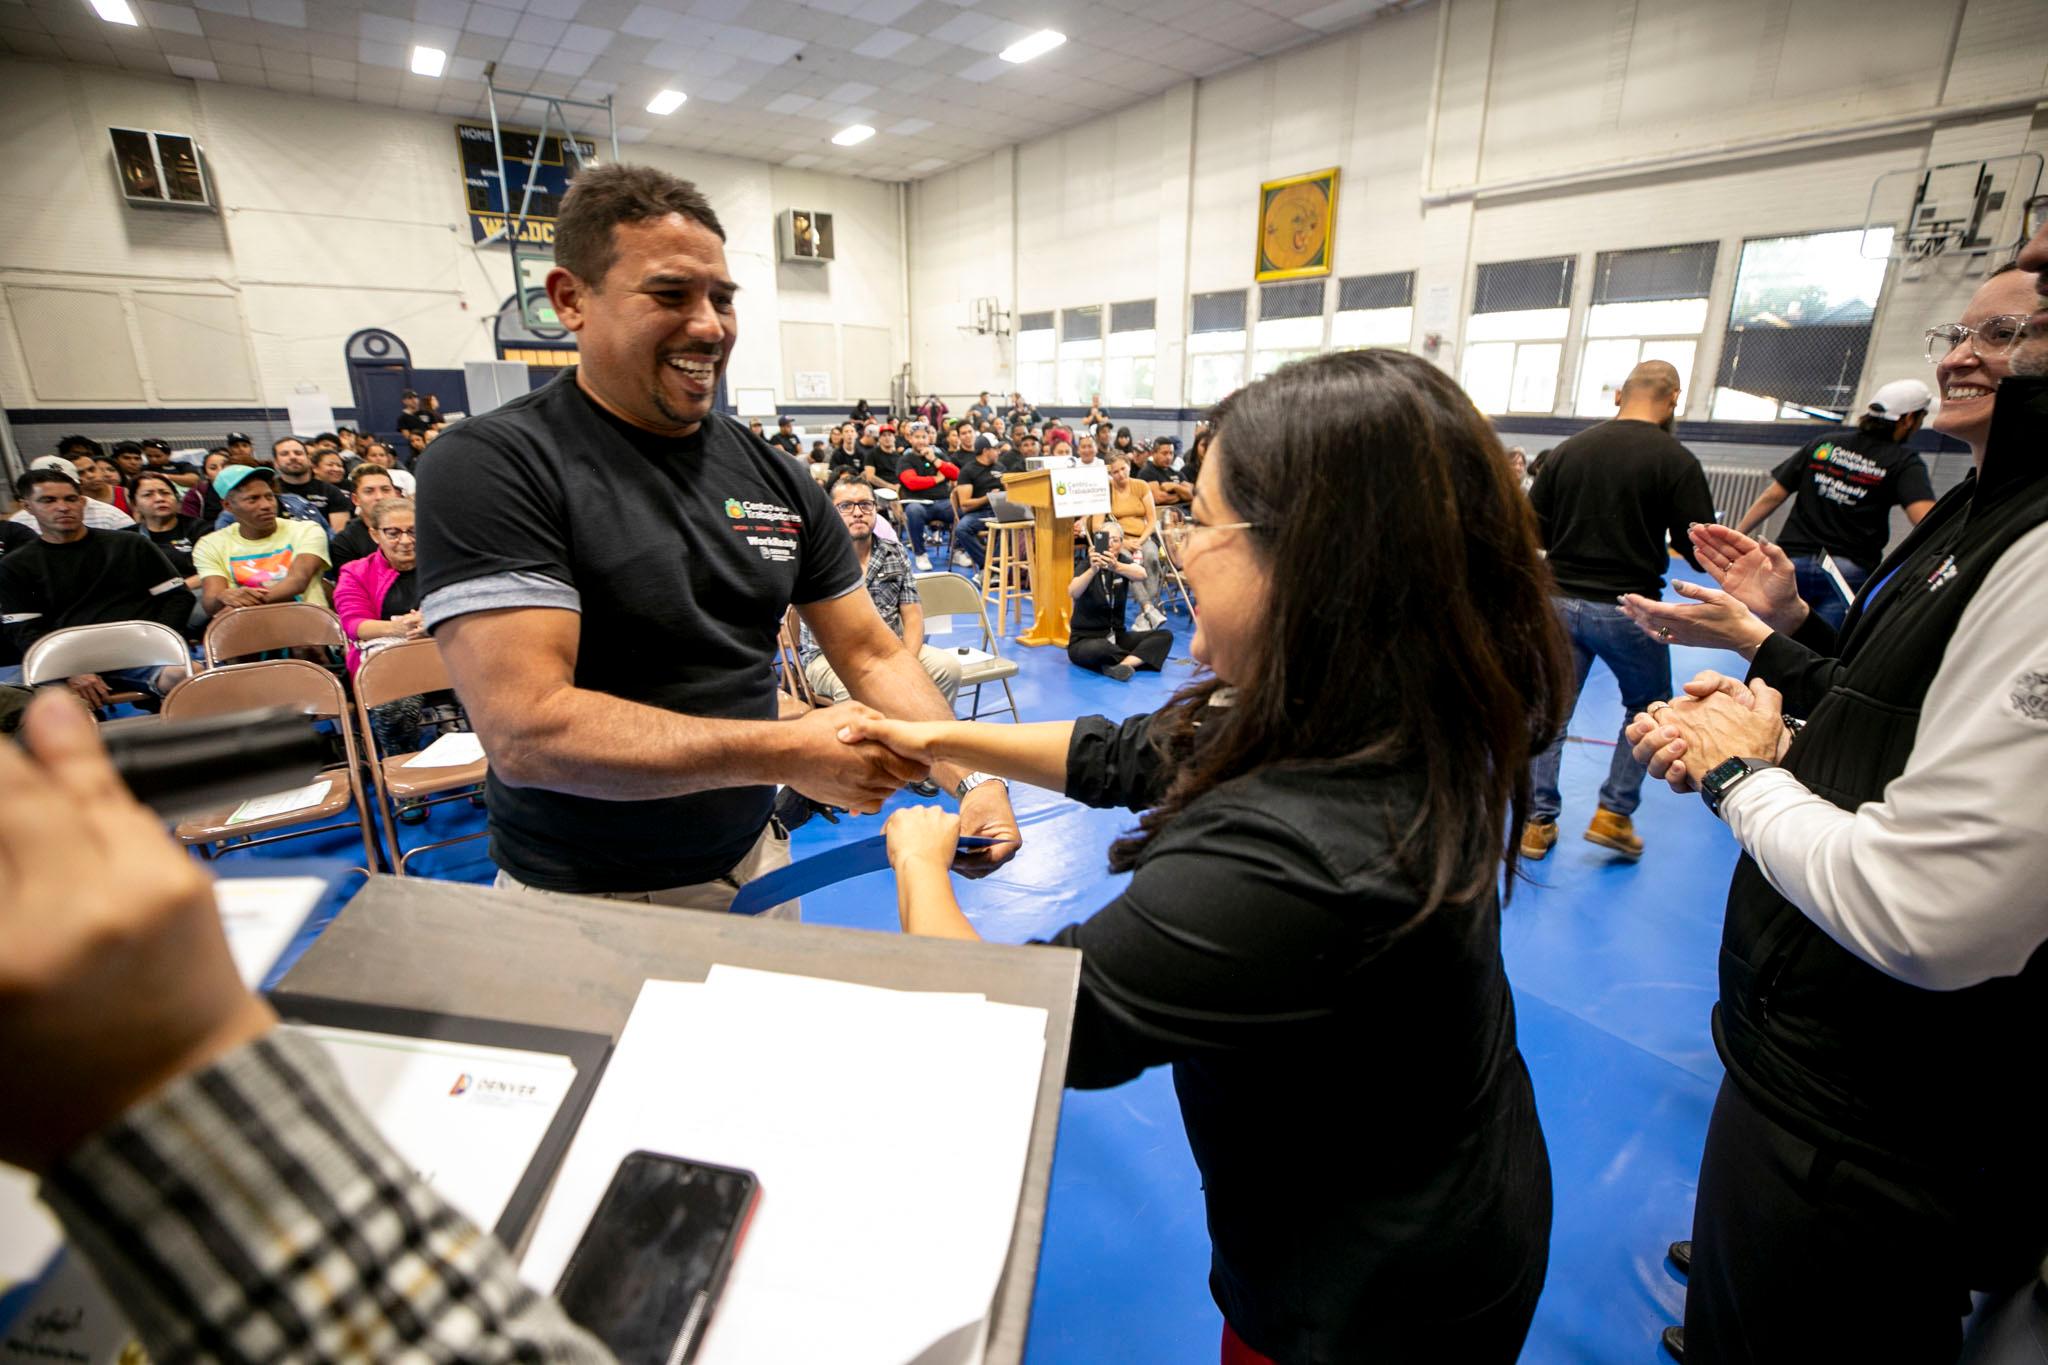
[1106,663,1135,681]
[1518,820,1558,860]
[396,798,427,826]
[1667,1240,1691,1276]
[1585,807,1644,860]
[915,553,932,570]
[1660,1326,1685,1362]
[952,550,974,568]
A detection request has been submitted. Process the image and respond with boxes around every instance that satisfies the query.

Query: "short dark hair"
[57,435,103,460]
[17,469,78,499]
[349,462,395,492]
[132,470,180,499]
[273,435,305,453]
[112,440,143,456]
[553,163,727,289]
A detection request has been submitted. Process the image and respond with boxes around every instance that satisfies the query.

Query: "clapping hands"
[1623,670,1790,793]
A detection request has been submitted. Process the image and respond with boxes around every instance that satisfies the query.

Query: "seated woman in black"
[842,350,1572,1364]
[1068,520,1172,681]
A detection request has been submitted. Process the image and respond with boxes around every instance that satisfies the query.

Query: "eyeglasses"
[1160,516,1257,557]
[835,500,878,515]
[375,526,417,539]
[1923,314,2039,363]
[2025,193,2048,242]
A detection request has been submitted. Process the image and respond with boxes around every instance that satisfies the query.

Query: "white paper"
[1050,464,1111,519]
[521,972,1048,1365]
[403,731,485,768]
[226,778,331,825]
[942,645,995,667]
[283,1025,577,1234]
[285,391,336,439]
[214,876,327,988]
[794,370,832,400]
[0,1166,59,1297]
[1422,282,1454,332]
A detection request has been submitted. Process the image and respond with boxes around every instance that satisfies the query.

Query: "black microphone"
[98,707,332,819]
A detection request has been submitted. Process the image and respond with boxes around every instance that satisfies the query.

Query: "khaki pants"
[493,820,799,921]
[804,644,962,704]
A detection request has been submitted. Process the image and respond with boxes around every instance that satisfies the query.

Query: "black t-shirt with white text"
[416,370,861,893]
[278,476,345,524]
[1770,427,1935,568]
[767,432,802,456]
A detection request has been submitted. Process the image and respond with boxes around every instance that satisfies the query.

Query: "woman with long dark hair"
[844,350,1572,1363]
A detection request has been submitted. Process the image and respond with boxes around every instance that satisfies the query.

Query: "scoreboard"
[458,121,600,246]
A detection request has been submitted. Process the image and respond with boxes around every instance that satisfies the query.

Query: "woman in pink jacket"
[331,497,430,820]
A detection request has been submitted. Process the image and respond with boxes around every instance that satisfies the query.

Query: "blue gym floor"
[247,564,1743,1364]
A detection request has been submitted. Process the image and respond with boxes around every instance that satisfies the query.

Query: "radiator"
[1700,464,1777,529]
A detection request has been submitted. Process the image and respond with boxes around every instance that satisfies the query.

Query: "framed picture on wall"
[1255,167,1339,283]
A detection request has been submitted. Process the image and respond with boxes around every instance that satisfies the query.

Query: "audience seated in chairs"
[895,422,960,570]
[326,464,401,572]
[800,479,963,706]
[193,466,332,617]
[1068,521,1173,682]
[0,467,195,708]
[1137,435,1193,515]
[127,472,204,593]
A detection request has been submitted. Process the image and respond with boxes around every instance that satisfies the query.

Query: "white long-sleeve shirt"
[1721,519,2048,992]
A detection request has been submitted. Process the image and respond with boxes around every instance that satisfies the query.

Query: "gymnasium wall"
[907,0,2048,429]
[0,56,905,458]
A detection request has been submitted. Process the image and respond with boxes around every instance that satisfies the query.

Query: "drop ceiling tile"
[501,37,549,64]
[620,2,676,37]
[151,29,212,56]
[571,75,616,95]
[0,30,65,57]
[454,29,504,56]
[906,154,947,171]
[447,52,485,76]
[804,0,861,14]
[851,0,920,22]
[205,36,260,63]
[850,25,916,57]
[925,10,994,43]
[139,2,207,35]
[353,59,402,85]
[764,90,814,113]
[191,0,248,15]
[245,0,303,24]
[308,52,353,78]
[512,12,566,42]
[823,79,875,101]
[211,59,266,81]
[165,51,219,77]
[356,36,405,65]
[541,44,593,73]
[691,0,751,20]
[305,5,357,34]
[260,44,310,72]
[556,20,611,51]
[782,152,821,167]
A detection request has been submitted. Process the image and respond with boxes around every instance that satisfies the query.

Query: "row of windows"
[1015,228,1894,420]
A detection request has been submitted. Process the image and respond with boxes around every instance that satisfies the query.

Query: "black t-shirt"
[767,431,802,456]
[894,452,953,503]
[1134,462,1187,501]
[856,441,896,487]
[277,476,344,523]
[416,369,861,893]
[138,516,204,578]
[1769,428,1935,567]
[382,567,420,619]
[997,449,1029,474]
[327,517,376,572]
[1528,419,1715,601]
[0,529,193,655]
[1069,547,1133,639]
[0,520,35,561]
[958,459,1006,507]
[397,410,434,437]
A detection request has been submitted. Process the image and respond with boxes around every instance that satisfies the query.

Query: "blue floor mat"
[240,566,1744,1363]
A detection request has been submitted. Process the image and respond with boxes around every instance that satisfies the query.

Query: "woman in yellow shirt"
[1092,455,1166,629]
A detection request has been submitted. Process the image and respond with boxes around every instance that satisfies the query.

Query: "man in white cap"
[7,457,135,531]
[1732,378,1938,628]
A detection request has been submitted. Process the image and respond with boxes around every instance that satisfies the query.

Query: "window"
[1188,290,1248,407]
[1572,242,1717,416]
[1058,306,1104,407]
[1014,311,1054,408]
[1104,299,1156,406]
[1331,271,1414,349]
[1252,281,1325,379]
[1711,228,1893,421]
[1461,256,1575,413]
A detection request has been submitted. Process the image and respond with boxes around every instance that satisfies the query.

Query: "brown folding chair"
[776,606,816,713]
[203,601,347,667]
[354,638,488,875]
[161,659,379,871]
[21,620,194,712]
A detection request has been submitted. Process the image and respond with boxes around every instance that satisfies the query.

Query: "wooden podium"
[1001,469,1072,647]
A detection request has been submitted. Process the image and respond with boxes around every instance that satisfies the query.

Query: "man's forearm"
[272,559,327,602]
[837,644,971,786]
[487,684,800,798]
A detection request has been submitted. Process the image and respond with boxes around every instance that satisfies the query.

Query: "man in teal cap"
[191,465,331,616]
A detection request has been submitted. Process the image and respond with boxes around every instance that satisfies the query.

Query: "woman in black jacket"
[843,350,1572,1364]
[1067,521,1172,680]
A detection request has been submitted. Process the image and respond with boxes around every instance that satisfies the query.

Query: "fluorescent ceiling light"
[410,45,446,77]
[90,0,140,25]
[1000,29,1066,63]
[832,124,876,147]
[646,89,688,115]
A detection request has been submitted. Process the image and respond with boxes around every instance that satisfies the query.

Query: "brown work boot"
[1518,820,1558,860]
[1585,807,1644,860]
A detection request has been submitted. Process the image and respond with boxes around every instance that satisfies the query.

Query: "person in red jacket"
[895,421,959,569]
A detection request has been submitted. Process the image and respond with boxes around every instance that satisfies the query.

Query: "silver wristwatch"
[955,771,1007,800]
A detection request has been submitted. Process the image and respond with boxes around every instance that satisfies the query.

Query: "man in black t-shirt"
[1135,436,1191,513]
[766,415,802,456]
[1733,378,1938,629]
[0,470,193,706]
[952,443,1007,572]
[395,391,433,442]
[271,437,348,532]
[326,465,400,572]
[1524,360,1715,863]
[417,162,1020,908]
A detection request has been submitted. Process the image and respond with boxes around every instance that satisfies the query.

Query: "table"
[279,874,1082,1365]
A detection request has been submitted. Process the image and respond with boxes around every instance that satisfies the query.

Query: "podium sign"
[1050,464,1111,519]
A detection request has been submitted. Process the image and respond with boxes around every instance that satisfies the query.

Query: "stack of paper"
[521,967,1049,1365]
[404,731,486,768]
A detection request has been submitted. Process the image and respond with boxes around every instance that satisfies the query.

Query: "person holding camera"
[1067,520,1171,681]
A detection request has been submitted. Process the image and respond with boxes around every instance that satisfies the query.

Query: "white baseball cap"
[28,454,80,480]
[1866,378,1936,421]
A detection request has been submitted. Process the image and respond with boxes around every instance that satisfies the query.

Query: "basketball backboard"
[1864,153,2042,262]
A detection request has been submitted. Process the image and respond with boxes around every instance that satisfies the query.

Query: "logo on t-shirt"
[724,498,745,519]
[228,545,294,588]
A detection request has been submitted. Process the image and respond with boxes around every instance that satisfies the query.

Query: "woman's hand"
[837,713,949,770]
[1690,524,1807,634]
[885,805,961,873]
[1618,580,1773,657]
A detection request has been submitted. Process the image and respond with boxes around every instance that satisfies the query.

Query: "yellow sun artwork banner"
[1255,168,1339,283]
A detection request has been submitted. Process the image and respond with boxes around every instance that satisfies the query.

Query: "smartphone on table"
[553,1151,761,1365]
